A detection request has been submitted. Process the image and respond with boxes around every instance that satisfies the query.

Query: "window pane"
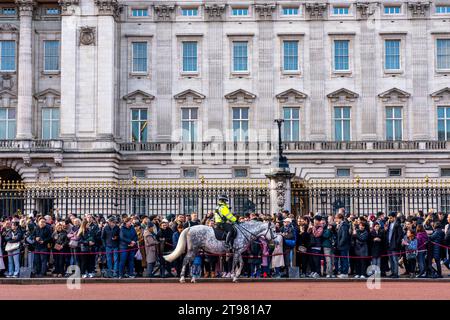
[131,122,140,142]
[191,108,198,119]
[132,42,147,72]
[131,109,140,120]
[140,121,147,142]
[437,39,450,70]
[44,40,59,71]
[182,42,198,72]
[283,41,298,71]
[0,120,6,139]
[335,120,342,141]
[438,119,446,140]
[241,108,248,119]
[1,41,15,71]
[233,108,240,119]
[292,121,300,140]
[182,108,189,119]
[283,122,291,141]
[233,42,248,71]
[394,120,402,140]
[334,40,349,71]
[385,40,400,70]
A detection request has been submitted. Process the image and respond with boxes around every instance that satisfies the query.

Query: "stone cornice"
[58,0,79,15]
[95,0,120,17]
[254,3,276,20]
[355,2,376,19]
[15,0,36,15]
[204,3,226,20]
[154,4,175,22]
[305,2,328,20]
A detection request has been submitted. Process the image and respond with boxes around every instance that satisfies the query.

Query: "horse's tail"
[163,227,189,263]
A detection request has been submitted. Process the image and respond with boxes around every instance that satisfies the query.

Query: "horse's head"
[263,220,277,243]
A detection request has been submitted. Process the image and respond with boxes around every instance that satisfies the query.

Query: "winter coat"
[445,224,450,246]
[271,235,284,268]
[135,226,146,267]
[248,240,262,265]
[403,236,418,260]
[353,229,369,257]
[261,240,269,267]
[52,230,69,250]
[309,225,323,250]
[387,219,404,251]
[156,227,173,254]
[101,224,120,248]
[78,230,95,253]
[119,225,138,249]
[144,229,159,264]
[429,228,445,257]
[322,228,336,249]
[34,224,52,251]
[416,231,428,251]
[5,229,23,250]
[336,221,351,251]
[369,229,386,258]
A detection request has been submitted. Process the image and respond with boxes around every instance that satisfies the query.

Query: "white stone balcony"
[0,139,64,152]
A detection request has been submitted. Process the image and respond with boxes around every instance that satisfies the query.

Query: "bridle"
[234,220,276,245]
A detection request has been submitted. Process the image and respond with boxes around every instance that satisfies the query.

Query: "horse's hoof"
[180,277,186,283]
[232,277,238,283]
[191,278,197,283]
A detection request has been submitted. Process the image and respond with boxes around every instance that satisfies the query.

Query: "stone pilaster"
[266,168,294,214]
[15,0,35,140]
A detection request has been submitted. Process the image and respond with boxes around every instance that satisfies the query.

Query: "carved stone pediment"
[327,88,359,102]
[123,90,155,104]
[204,4,226,20]
[305,2,328,20]
[378,87,411,103]
[276,89,308,104]
[174,89,205,104]
[0,89,17,108]
[154,5,175,21]
[224,89,256,104]
[254,3,276,20]
[34,88,61,108]
[431,87,450,102]
[0,24,19,32]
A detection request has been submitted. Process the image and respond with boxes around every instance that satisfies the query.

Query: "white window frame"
[130,108,149,143]
[331,38,352,74]
[232,107,249,142]
[131,169,147,179]
[131,8,149,17]
[0,40,16,73]
[128,37,151,77]
[1,7,16,16]
[283,107,301,141]
[383,4,402,15]
[331,6,350,16]
[333,106,351,141]
[181,41,198,74]
[382,36,405,74]
[43,40,60,72]
[437,105,450,141]
[181,107,198,142]
[281,6,300,16]
[435,5,450,14]
[230,7,250,17]
[182,167,198,179]
[233,167,249,178]
[129,7,150,19]
[0,107,16,139]
[385,106,403,141]
[436,37,450,73]
[41,107,60,140]
[336,167,352,178]
[181,7,199,17]
[282,39,300,73]
[231,39,250,75]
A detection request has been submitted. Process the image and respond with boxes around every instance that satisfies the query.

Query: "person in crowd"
[260,237,270,278]
[171,215,186,232]
[85,214,100,277]
[271,234,284,278]
[101,216,120,278]
[444,214,450,271]
[402,229,418,278]
[308,215,323,278]
[369,222,385,272]
[429,221,445,278]
[33,218,52,277]
[280,218,296,275]
[191,254,202,280]
[134,219,146,277]
[172,223,185,277]
[322,221,336,278]
[156,218,174,278]
[52,222,68,278]
[4,221,23,278]
[24,216,36,275]
[353,221,369,278]
[78,218,93,278]
[143,222,158,278]
[335,213,351,278]
[416,224,428,278]
[248,238,262,278]
[297,217,311,278]
[67,218,81,270]
[184,212,201,228]
[386,212,404,278]
[203,220,218,278]
[119,217,138,279]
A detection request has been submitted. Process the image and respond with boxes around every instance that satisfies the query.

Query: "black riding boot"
[225,232,233,250]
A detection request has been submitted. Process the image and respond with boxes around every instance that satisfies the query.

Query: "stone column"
[15,0,35,140]
[266,167,294,214]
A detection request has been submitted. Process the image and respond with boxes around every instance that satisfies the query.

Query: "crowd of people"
[0,208,449,279]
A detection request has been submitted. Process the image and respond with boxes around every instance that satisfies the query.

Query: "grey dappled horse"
[164,220,277,283]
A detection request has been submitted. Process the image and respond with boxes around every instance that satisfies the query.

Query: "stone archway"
[0,168,22,182]
[0,168,23,217]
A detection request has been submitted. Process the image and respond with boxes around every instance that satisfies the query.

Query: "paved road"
[2,281,450,300]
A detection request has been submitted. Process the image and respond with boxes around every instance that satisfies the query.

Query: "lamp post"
[273,119,289,169]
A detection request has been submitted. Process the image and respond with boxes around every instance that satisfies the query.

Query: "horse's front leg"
[180,250,195,283]
[232,253,244,283]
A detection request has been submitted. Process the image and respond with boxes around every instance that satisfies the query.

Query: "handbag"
[135,249,142,260]
[298,246,307,253]
[5,242,20,252]
[54,243,63,251]
[69,239,79,249]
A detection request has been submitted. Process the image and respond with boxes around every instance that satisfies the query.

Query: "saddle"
[213,227,227,241]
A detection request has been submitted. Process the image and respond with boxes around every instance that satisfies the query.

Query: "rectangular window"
[131,8,148,17]
[131,109,148,143]
[336,168,351,177]
[333,7,349,15]
[385,40,401,70]
[2,8,16,15]
[384,6,401,14]
[334,40,349,71]
[283,107,300,141]
[437,39,450,70]
[232,107,249,142]
[441,168,450,177]
[182,8,198,16]
[0,108,15,139]
[231,8,249,16]
[388,168,402,177]
[0,41,15,72]
[182,41,198,72]
[234,168,248,178]
[132,42,147,73]
[181,108,198,142]
[437,106,450,141]
[386,107,402,141]
[45,8,60,15]
[42,108,60,140]
[334,107,351,141]
[132,169,146,178]
[283,40,299,71]
[282,7,299,15]
[183,168,197,178]
[436,6,450,13]
[233,41,248,72]
[44,40,59,72]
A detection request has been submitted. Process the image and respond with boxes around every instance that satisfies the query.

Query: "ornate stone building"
[0,0,449,183]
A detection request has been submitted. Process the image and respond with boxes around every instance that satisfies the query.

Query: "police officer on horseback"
[214,194,237,249]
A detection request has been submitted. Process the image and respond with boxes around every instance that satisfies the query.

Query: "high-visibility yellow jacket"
[214,202,237,224]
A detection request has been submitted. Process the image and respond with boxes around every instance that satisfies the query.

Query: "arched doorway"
[0,168,24,217]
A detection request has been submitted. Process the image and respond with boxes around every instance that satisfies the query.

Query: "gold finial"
[425,175,429,185]
[200,175,205,185]
[355,175,360,185]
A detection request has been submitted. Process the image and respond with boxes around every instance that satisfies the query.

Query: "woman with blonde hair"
[77,218,93,278]
[67,218,81,269]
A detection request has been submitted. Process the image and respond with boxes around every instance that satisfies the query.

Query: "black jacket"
[101,224,120,248]
[34,224,52,251]
[5,229,23,245]
[337,221,351,250]
[52,230,69,249]
[156,228,173,253]
[430,227,445,256]
[369,229,386,257]
[387,219,404,251]
[353,229,369,257]
[445,225,450,246]
[248,241,262,265]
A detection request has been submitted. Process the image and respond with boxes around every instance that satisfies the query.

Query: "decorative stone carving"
[0,24,19,32]
[58,0,79,15]
[254,3,276,20]
[378,87,411,103]
[204,4,226,20]
[34,89,61,108]
[305,2,327,20]
[154,5,175,21]
[95,0,120,17]
[122,90,155,105]
[54,155,63,167]
[1,74,14,90]
[174,89,205,104]
[276,89,308,104]
[327,88,359,103]
[15,0,35,14]
[276,181,286,209]
[79,26,96,46]
[23,155,31,167]
[0,90,18,108]
[356,2,376,18]
[431,87,450,102]
[408,2,430,17]
[224,89,256,104]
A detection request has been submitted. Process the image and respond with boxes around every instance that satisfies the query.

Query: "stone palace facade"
[0,0,449,183]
